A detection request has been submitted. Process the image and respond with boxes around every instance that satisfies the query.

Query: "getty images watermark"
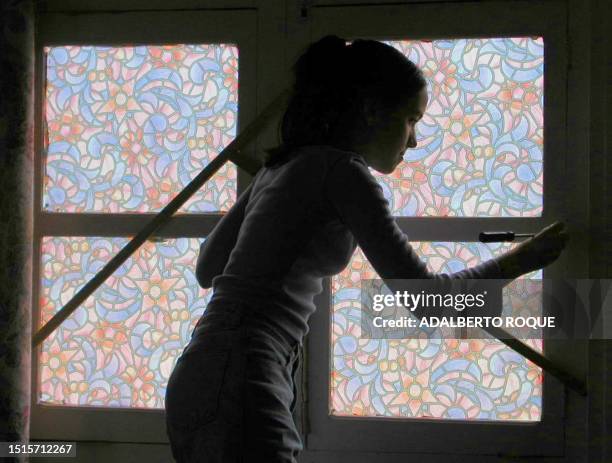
[359,279,612,340]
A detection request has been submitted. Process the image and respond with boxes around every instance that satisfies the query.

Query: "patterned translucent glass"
[38,237,210,408]
[43,45,238,213]
[331,243,543,422]
[374,38,543,217]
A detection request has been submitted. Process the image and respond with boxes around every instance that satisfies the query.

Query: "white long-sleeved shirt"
[196,145,503,344]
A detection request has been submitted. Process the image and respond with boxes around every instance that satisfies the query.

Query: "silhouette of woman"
[164,35,568,462]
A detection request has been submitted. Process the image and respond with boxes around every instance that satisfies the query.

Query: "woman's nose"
[406,134,417,149]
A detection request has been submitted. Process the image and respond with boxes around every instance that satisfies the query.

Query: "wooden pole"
[485,326,586,396]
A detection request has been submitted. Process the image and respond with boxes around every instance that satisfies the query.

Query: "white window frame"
[304,0,580,457]
[30,8,258,443]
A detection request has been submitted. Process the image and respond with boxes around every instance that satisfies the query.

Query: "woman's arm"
[325,154,567,282]
[324,154,503,280]
[195,181,255,288]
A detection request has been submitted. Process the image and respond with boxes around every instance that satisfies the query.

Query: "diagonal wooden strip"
[485,326,586,396]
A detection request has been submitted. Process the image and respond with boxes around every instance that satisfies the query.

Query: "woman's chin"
[370,160,399,175]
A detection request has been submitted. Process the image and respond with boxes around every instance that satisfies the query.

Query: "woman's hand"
[498,221,569,279]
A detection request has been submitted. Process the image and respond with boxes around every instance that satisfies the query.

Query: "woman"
[164,36,567,462]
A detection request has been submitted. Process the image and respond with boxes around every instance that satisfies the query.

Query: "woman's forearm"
[497,253,524,281]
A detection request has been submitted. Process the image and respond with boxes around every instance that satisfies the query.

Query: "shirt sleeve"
[324,153,503,280]
[195,180,255,288]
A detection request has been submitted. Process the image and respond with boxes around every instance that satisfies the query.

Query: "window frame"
[29,0,587,456]
[305,0,573,457]
[30,8,258,442]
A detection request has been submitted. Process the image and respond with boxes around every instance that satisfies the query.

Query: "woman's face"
[359,87,428,174]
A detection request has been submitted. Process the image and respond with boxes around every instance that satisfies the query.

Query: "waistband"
[191,299,302,367]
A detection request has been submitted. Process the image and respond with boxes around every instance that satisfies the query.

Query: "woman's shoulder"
[265,144,363,162]
[259,145,369,190]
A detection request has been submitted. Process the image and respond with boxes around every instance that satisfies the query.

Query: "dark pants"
[165,300,303,462]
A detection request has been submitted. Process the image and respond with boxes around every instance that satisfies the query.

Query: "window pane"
[374,38,543,217]
[330,244,542,422]
[38,236,209,408]
[43,45,238,213]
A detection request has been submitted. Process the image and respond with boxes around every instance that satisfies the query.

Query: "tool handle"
[479,231,516,242]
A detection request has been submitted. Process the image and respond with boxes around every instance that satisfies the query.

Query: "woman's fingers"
[535,222,568,248]
[516,221,569,272]
[503,221,569,275]
[540,225,569,264]
[538,221,565,238]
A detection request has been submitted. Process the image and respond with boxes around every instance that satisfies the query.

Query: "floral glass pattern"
[331,243,543,422]
[374,38,543,217]
[38,237,210,408]
[43,44,238,213]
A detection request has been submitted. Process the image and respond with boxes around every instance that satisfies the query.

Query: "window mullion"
[395,216,547,241]
[37,212,221,238]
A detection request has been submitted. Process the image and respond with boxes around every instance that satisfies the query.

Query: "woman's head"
[265,35,428,172]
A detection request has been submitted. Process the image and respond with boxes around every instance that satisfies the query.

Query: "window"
[330,35,544,422]
[306,0,569,457]
[43,44,239,215]
[40,42,239,408]
[332,243,543,421]
[31,1,581,458]
[31,9,257,441]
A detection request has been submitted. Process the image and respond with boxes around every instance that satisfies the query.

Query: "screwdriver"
[478,231,535,242]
